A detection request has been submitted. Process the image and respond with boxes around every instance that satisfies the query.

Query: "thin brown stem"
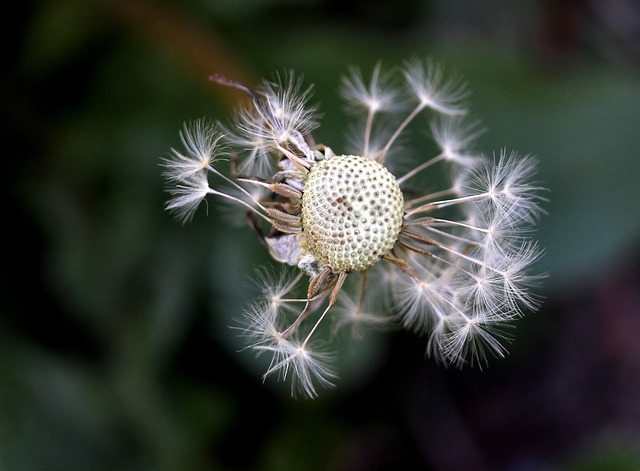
[383,253,419,281]
[404,187,457,209]
[398,238,433,257]
[303,271,348,347]
[358,270,369,308]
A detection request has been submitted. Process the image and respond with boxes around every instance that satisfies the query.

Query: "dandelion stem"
[423,225,479,246]
[363,109,375,157]
[281,267,333,339]
[429,218,489,233]
[280,291,326,304]
[280,299,312,339]
[403,187,457,209]
[208,166,268,206]
[207,188,272,223]
[302,271,347,348]
[396,153,445,185]
[380,103,426,163]
[405,192,488,217]
[276,144,311,170]
[430,239,504,276]
[358,271,368,308]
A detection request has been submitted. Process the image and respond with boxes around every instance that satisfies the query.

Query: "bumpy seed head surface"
[301,155,404,272]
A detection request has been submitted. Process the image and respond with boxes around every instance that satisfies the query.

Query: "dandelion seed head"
[163,58,546,397]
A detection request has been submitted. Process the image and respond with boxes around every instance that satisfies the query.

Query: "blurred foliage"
[3,0,640,470]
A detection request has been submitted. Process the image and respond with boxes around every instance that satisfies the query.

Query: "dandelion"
[162,59,545,397]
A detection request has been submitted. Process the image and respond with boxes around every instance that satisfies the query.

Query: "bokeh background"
[4,0,640,470]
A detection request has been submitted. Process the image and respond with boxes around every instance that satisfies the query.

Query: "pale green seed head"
[301,155,404,272]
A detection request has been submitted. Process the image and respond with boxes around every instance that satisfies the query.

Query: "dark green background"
[4,0,640,470]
